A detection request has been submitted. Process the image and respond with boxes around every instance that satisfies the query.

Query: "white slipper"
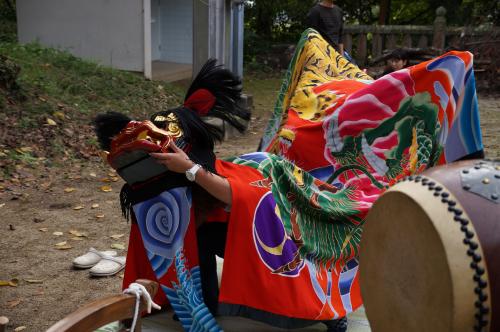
[73,248,117,269]
[89,256,126,277]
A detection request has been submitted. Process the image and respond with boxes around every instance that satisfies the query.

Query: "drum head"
[360,180,488,332]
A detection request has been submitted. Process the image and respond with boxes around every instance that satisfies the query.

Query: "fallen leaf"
[64,187,76,193]
[95,214,105,219]
[100,186,112,192]
[55,244,73,250]
[53,111,65,120]
[14,326,26,331]
[52,231,63,236]
[46,118,57,126]
[23,279,44,284]
[68,230,87,237]
[99,151,109,161]
[55,241,68,246]
[110,234,125,240]
[89,172,97,177]
[100,178,111,183]
[0,203,5,209]
[39,228,48,232]
[111,243,125,250]
[40,182,53,190]
[19,147,33,153]
[108,171,116,176]
[110,177,120,182]
[7,299,22,308]
[73,205,84,210]
[91,203,99,209]
[0,279,18,287]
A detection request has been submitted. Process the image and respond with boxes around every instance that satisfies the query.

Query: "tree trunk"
[378,0,391,25]
[255,3,274,37]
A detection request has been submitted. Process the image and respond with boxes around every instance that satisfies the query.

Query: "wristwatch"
[185,164,202,182]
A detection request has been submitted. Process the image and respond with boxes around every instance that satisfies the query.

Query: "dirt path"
[0,93,498,332]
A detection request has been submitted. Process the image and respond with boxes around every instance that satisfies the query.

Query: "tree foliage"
[245,0,499,44]
[0,0,16,21]
[387,0,499,26]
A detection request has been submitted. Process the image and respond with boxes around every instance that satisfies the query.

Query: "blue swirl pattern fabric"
[132,187,222,331]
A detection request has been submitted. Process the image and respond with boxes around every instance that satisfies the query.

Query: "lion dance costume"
[95,29,483,331]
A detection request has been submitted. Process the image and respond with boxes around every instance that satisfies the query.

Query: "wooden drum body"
[360,160,499,332]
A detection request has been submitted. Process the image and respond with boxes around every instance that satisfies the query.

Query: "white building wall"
[159,0,193,64]
[16,0,144,72]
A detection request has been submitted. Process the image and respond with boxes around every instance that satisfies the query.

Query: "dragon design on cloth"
[253,29,482,274]
[230,153,361,268]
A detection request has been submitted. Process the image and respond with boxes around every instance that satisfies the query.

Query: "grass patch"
[0,41,184,181]
[1,42,183,119]
[243,73,283,118]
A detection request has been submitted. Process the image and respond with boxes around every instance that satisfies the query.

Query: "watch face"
[186,170,195,181]
[186,164,200,182]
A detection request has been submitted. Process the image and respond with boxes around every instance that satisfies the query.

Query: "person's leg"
[197,222,228,316]
[323,317,348,332]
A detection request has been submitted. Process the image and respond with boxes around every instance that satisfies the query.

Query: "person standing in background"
[307,0,344,55]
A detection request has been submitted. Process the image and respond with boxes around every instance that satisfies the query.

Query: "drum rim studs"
[415,175,491,331]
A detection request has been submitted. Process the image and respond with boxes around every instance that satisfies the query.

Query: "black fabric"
[324,317,348,332]
[218,303,321,329]
[456,149,485,161]
[93,112,132,151]
[185,59,250,132]
[307,4,344,49]
[197,222,228,316]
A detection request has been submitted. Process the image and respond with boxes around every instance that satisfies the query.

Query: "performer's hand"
[150,143,194,174]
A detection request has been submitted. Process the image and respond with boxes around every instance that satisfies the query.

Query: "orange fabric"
[216,159,351,319]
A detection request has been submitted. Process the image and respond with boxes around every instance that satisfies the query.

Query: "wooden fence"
[343,6,500,67]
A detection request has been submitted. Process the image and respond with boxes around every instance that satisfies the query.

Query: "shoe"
[73,248,117,269]
[89,256,126,277]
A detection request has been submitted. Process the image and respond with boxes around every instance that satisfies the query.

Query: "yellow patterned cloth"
[261,29,372,152]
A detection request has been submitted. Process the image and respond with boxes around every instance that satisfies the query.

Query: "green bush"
[0,0,16,42]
